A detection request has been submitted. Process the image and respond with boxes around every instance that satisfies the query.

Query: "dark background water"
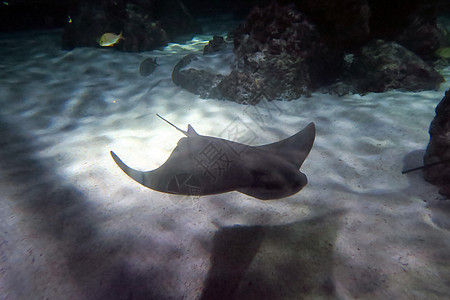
[0,0,265,32]
[1,0,449,33]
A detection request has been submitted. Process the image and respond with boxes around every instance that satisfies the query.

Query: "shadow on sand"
[201,211,344,300]
[0,116,169,299]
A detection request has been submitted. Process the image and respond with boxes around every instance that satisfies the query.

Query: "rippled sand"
[1,28,449,299]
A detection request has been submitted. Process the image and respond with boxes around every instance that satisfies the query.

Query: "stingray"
[110,115,315,200]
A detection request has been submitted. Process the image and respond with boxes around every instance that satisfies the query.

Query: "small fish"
[435,47,450,59]
[139,57,158,77]
[98,32,124,47]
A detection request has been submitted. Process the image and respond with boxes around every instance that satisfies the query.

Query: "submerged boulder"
[173,3,339,104]
[394,11,441,60]
[350,40,444,93]
[61,0,200,51]
[120,3,169,52]
[423,89,450,197]
[368,0,443,59]
[223,2,341,103]
[203,36,228,55]
[171,2,445,102]
[218,70,268,105]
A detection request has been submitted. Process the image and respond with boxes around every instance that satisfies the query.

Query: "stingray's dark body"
[111,119,315,200]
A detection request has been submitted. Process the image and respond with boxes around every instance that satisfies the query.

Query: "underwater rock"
[224,2,339,102]
[350,40,444,93]
[172,3,346,103]
[172,3,329,103]
[172,54,224,99]
[394,10,442,60]
[169,2,446,102]
[423,89,450,197]
[203,36,227,55]
[120,3,169,52]
[62,1,125,49]
[154,0,201,40]
[368,0,443,56]
[217,70,264,105]
[61,0,199,51]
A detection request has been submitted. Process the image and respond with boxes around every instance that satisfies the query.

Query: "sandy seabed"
[0,26,450,300]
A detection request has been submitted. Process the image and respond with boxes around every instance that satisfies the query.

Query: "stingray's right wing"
[254,122,315,168]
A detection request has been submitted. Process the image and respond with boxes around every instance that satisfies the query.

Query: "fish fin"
[255,122,315,168]
[110,151,146,186]
[187,124,198,136]
[119,31,125,40]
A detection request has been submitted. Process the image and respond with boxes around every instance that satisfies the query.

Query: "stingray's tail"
[110,151,147,186]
